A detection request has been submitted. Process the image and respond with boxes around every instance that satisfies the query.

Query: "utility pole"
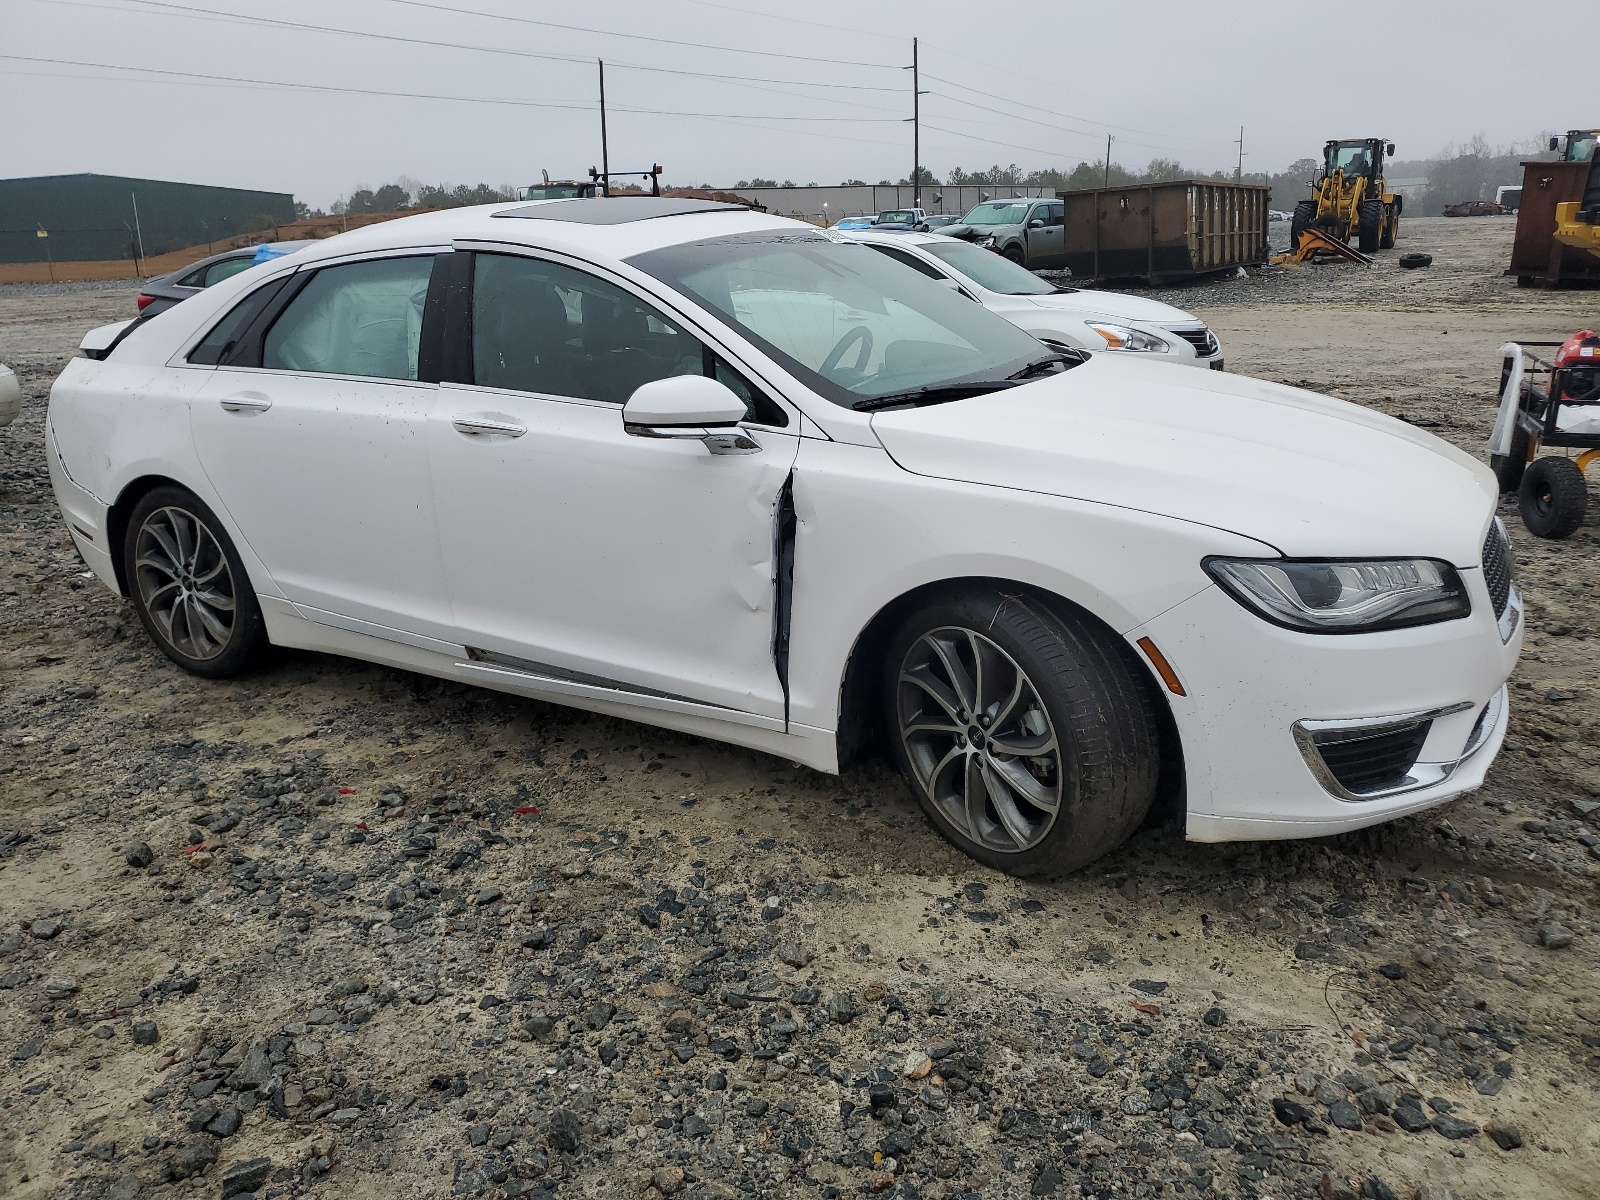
[911,38,920,209]
[1235,126,1244,180]
[130,191,146,274]
[598,59,610,196]
[1102,134,1114,187]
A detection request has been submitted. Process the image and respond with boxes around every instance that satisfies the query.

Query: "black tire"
[1002,243,1026,267]
[123,485,268,678]
[882,587,1159,877]
[1489,423,1531,493]
[1357,199,1382,253]
[1379,201,1398,249]
[1518,457,1588,539]
[1289,200,1316,251]
[1398,252,1432,269]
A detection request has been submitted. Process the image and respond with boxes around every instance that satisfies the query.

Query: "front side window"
[631,231,1050,407]
[263,256,433,380]
[471,253,702,405]
[922,240,1059,295]
[963,202,1031,226]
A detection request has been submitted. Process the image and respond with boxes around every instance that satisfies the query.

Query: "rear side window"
[187,277,289,366]
[864,243,947,280]
[263,257,433,381]
[203,256,256,287]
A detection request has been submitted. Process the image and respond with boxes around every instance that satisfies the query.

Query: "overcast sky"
[0,0,1580,208]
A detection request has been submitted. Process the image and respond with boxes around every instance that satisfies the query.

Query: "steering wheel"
[820,325,874,378]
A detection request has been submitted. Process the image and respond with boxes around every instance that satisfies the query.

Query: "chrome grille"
[1166,325,1219,357]
[1483,520,1513,620]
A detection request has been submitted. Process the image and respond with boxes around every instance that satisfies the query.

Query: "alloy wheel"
[896,626,1063,852]
[133,505,237,660]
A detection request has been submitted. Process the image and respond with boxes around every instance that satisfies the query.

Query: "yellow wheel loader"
[1290,138,1402,255]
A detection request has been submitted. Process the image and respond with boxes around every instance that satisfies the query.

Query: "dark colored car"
[136,242,314,316]
[941,199,1067,269]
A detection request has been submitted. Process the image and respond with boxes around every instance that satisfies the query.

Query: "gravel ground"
[2,217,1598,1200]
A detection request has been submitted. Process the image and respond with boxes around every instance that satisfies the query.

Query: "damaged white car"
[48,198,1520,875]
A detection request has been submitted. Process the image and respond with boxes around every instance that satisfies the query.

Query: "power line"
[63,0,905,92]
[378,0,900,69]
[0,54,904,120]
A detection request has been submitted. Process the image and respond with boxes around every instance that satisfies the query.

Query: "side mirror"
[1550,135,1561,152]
[622,376,760,454]
[1028,218,1045,229]
[1386,143,1395,156]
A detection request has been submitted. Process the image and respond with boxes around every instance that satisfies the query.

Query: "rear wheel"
[1379,201,1398,249]
[1289,200,1316,251]
[1357,199,1383,253]
[1518,457,1587,539]
[884,587,1159,877]
[1489,424,1531,493]
[123,485,267,677]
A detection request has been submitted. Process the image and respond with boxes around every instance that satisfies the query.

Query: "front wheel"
[1357,199,1383,253]
[123,485,268,677]
[1289,200,1316,252]
[1002,244,1026,266]
[884,587,1159,877]
[1518,457,1587,539]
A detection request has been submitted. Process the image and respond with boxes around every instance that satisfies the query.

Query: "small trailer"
[1055,179,1270,284]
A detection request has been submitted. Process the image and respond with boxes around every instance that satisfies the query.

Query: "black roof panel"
[492,197,745,224]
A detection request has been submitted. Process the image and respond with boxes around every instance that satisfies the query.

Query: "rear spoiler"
[80,318,140,361]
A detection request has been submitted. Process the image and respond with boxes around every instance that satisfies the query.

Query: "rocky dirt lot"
[1,217,1597,1200]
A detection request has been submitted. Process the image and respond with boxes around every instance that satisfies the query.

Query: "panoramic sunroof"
[492,198,745,225]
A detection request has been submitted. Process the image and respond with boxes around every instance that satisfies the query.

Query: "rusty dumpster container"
[1057,180,1270,284]
[1508,159,1600,287]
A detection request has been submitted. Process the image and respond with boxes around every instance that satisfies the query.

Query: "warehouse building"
[0,173,295,265]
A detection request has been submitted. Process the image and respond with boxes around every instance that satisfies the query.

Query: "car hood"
[1023,289,1198,326]
[869,353,1496,564]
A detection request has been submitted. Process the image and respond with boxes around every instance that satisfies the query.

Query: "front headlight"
[980,235,997,248]
[1203,557,1471,633]
[1086,322,1171,353]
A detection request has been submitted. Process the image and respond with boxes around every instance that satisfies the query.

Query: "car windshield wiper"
[1007,350,1082,379]
[851,380,1020,412]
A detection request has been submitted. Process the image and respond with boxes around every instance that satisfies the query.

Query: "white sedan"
[48,197,1520,875]
[0,363,20,427]
[844,228,1224,368]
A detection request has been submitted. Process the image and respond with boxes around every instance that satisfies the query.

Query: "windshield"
[1568,132,1598,162]
[923,240,1060,295]
[962,202,1031,226]
[630,231,1051,407]
[876,210,917,224]
[1326,142,1375,177]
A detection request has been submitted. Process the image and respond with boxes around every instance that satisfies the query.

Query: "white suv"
[845,228,1224,369]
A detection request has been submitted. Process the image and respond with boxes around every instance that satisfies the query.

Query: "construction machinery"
[1509,129,1600,286]
[1489,331,1600,538]
[1289,138,1401,255]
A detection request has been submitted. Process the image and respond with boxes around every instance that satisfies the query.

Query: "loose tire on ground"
[1489,424,1531,494]
[1289,200,1316,252]
[1399,252,1432,269]
[1518,456,1588,539]
[883,586,1159,877]
[123,484,268,678]
[1357,199,1383,253]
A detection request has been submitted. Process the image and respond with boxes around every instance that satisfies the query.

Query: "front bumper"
[1132,561,1522,841]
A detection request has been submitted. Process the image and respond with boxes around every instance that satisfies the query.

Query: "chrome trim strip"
[1292,694,1498,803]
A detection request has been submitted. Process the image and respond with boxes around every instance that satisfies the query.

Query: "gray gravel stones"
[1430,1113,1480,1140]
[221,1156,273,1196]
[1539,922,1575,949]
[1392,1104,1432,1133]
[1273,1098,1313,1125]
[1328,1099,1364,1131]
[167,1140,217,1179]
[123,841,154,868]
[1487,1121,1523,1150]
[547,1108,581,1153]
[129,1021,159,1046]
[28,918,62,940]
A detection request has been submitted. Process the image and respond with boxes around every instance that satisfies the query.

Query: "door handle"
[219,393,271,413]
[452,416,526,438]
